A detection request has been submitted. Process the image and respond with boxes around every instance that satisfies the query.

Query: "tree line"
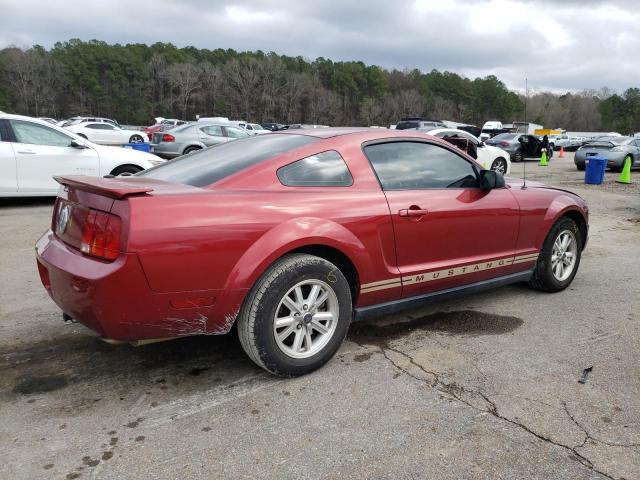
[0,39,638,133]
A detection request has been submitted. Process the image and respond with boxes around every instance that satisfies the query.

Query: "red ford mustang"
[36,128,588,376]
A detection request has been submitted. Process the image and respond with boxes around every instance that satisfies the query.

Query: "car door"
[0,120,18,194]
[8,119,100,194]
[96,123,122,144]
[363,140,520,298]
[632,140,640,164]
[198,125,227,146]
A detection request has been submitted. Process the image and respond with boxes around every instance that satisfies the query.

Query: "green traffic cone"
[539,150,548,166]
[616,157,631,184]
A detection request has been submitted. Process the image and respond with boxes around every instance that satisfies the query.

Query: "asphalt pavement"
[1,153,638,480]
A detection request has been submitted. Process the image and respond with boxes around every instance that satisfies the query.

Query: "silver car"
[151,123,250,158]
[574,136,640,171]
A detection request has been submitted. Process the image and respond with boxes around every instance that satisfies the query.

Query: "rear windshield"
[491,133,517,140]
[588,136,629,144]
[139,134,319,187]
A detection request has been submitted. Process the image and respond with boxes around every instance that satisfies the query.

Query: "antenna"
[522,77,528,189]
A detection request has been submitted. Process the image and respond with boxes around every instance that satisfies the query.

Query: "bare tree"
[166,62,200,119]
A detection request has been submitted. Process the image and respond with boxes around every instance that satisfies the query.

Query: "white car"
[0,113,164,197]
[238,122,272,135]
[65,122,147,145]
[422,128,511,174]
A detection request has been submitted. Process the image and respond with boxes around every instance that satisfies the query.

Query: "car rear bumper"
[36,231,241,341]
[149,144,182,158]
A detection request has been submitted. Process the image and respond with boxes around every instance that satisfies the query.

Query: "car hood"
[94,144,164,165]
[505,177,585,200]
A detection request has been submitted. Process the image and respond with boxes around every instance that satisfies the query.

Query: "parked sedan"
[0,113,163,196]
[422,128,511,174]
[574,136,640,171]
[485,133,552,162]
[150,123,250,158]
[143,119,188,141]
[66,122,146,145]
[36,129,588,376]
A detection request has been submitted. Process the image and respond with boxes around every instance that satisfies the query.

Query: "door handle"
[399,207,428,217]
[17,150,36,155]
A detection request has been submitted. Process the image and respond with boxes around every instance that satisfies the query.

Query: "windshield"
[139,134,319,187]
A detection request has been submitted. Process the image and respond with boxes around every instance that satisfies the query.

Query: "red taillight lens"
[162,133,175,142]
[499,141,510,147]
[81,210,122,261]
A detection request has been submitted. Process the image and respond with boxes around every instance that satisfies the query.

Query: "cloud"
[1,0,638,93]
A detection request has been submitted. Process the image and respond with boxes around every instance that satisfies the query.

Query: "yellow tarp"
[534,129,563,135]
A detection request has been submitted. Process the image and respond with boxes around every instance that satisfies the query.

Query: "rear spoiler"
[54,175,154,199]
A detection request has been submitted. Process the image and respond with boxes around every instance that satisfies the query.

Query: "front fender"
[536,194,587,248]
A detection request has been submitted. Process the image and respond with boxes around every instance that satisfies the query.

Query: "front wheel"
[237,254,352,377]
[491,157,508,174]
[529,217,582,292]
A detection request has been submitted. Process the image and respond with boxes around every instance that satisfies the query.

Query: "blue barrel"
[584,156,607,185]
[122,143,151,153]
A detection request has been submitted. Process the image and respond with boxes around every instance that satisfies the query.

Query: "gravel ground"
[1,153,638,480]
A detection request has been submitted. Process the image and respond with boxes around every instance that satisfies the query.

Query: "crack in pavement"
[353,340,633,480]
[563,402,640,450]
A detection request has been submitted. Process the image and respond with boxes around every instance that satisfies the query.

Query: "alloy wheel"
[551,229,577,282]
[272,280,339,359]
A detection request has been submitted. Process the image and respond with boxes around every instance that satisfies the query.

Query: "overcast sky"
[1,0,638,93]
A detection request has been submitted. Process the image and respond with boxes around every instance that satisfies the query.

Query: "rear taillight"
[162,133,175,142]
[499,141,510,147]
[80,210,122,261]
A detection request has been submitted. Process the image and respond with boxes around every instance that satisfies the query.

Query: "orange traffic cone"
[559,146,564,158]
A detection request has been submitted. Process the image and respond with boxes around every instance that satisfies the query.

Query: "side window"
[364,141,478,190]
[10,120,72,147]
[86,123,111,130]
[277,150,353,187]
[201,125,223,136]
[225,127,249,138]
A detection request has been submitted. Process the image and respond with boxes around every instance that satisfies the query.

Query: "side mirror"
[479,169,505,190]
[70,139,89,149]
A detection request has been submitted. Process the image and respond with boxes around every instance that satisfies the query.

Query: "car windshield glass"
[139,134,319,187]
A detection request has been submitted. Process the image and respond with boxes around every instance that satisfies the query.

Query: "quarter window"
[364,141,478,190]
[277,150,353,187]
[10,120,72,147]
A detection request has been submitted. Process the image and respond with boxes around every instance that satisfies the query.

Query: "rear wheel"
[514,150,524,162]
[237,254,352,377]
[129,134,145,143]
[490,158,508,174]
[529,217,582,292]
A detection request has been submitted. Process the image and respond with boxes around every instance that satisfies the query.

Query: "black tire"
[77,133,88,139]
[129,134,145,143]
[490,157,508,174]
[514,150,524,162]
[111,165,142,176]
[237,254,352,377]
[529,217,582,293]
[576,164,585,171]
[183,146,201,155]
